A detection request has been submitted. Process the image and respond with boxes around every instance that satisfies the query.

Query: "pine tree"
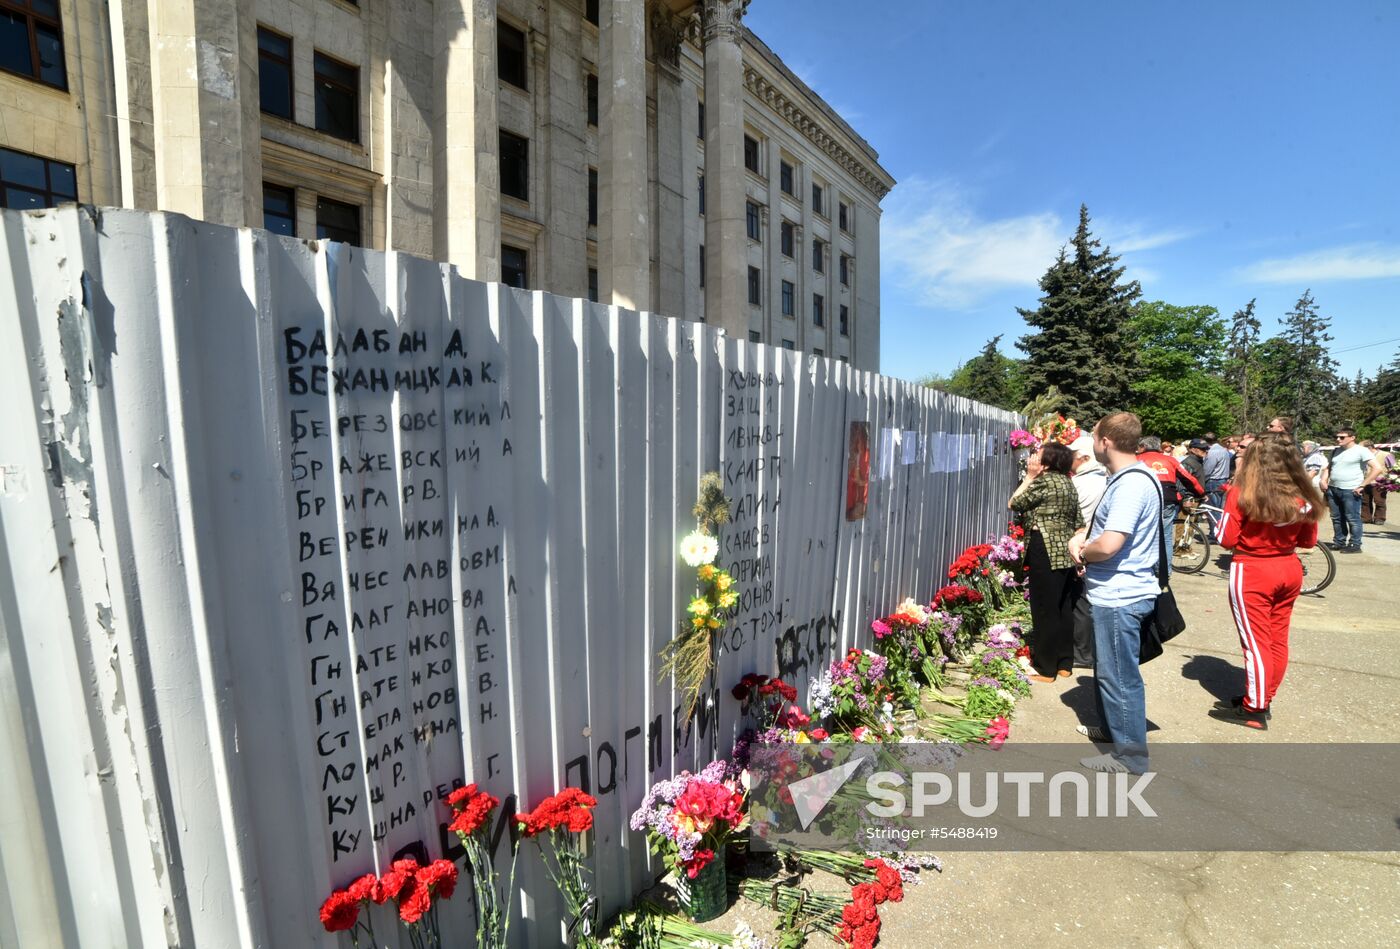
[1017,205,1141,421]
[1224,299,1261,429]
[1277,290,1339,437]
[1372,347,1400,429]
[948,335,1024,411]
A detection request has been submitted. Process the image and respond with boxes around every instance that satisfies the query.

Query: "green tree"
[1017,205,1141,421]
[1276,290,1339,438]
[1126,301,1234,440]
[1371,348,1400,437]
[1223,299,1262,430]
[941,335,1025,411]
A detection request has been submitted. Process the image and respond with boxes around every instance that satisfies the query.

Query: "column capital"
[700,0,749,45]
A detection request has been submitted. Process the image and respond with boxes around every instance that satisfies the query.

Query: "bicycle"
[1171,502,1336,595]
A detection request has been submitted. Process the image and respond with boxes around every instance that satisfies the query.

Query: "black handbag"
[1130,469,1187,663]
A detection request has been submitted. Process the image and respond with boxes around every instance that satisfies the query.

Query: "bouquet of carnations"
[929,584,987,651]
[1009,429,1040,450]
[1031,413,1081,447]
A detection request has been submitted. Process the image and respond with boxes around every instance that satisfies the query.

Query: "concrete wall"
[0,206,1016,948]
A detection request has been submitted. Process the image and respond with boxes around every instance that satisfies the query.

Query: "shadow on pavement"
[1180,653,1241,703]
[1058,676,1161,733]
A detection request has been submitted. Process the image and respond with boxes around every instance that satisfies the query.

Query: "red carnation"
[517,787,597,836]
[372,858,419,904]
[809,727,830,741]
[397,876,432,924]
[447,784,499,836]
[319,890,360,932]
[346,873,377,903]
[417,859,459,901]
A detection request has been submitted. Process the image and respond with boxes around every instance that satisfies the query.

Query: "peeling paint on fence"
[0,207,1020,948]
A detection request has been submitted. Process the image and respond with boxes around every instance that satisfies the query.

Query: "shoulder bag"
[1124,468,1187,663]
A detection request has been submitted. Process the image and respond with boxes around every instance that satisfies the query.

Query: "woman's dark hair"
[1040,442,1074,475]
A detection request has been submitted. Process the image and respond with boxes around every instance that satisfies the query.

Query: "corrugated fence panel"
[0,207,1020,948]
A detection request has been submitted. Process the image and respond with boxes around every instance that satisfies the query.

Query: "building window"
[585,0,599,27]
[499,130,529,201]
[588,267,599,303]
[262,182,296,236]
[697,101,704,141]
[839,201,850,232]
[699,245,705,288]
[697,174,704,216]
[779,160,794,196]
[588,167,597,226]
[315,196,360,245]
[745,200,761,241]
[780,220,794,257]
[812,293,824,327]
[813,347,823,357]
[747,266,761,305]
[498,20,527,90]
[782,339,794,350]
[314,52,359,142]
[749,331,761,343]
[502,244,528,288]
[587,73,598,127]
[0,146,76,209]
[839,304,849,336]
[812,239,824,273]
[781,280,794,317]
[743,135,760,174]
[838,354,848,364]
[257,27,293,119]
[0,0,65,89]
[811,182,824,215]
[840,255,850,286]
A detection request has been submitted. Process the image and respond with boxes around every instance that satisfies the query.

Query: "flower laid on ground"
[869,597,943,707]
[947,544,994,580]
[321,855,458,949]
[518,787,601,945]
[447,784,518,948]
[986,716,1011,749]
[807,649,897,734]
[632,761,748,886]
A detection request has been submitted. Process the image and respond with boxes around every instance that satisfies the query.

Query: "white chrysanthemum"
[997,689,1016,705]
[679,530,719,567]
[897,597,930,624]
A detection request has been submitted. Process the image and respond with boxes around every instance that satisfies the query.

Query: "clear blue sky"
[744,0,1400,384]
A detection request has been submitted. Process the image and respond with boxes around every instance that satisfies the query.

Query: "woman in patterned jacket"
[1009,442,1085,681]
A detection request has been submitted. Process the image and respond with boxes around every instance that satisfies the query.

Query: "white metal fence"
[0,207,1019,948]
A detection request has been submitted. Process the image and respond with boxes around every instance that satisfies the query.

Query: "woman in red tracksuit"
[1208,435,1326,730]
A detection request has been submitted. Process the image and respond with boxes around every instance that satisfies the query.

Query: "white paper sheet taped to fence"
[0,207,1020,948]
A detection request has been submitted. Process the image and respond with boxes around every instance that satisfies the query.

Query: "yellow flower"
[692,616,706,629]
[706,617,722,629]
[715,573,733,591]
[719,591,739,609]
[697,564,717,582]
[792,732,811,744]
[687,597,710,616]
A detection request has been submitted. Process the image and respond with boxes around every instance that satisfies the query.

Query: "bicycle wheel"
[1298,544,1336,595]
[1171,518,1211,574]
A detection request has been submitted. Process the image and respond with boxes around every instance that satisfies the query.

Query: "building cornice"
[742,66,894,202]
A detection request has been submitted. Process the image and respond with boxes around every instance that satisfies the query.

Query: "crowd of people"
[1006,411,1388,773]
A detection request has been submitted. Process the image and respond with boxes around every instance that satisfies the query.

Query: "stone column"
[701,0,748,338]
[541,10,587,299]
[146,0,261,225]
[434,0,500,279]
[600,0,650,311]
[650,3,688,320]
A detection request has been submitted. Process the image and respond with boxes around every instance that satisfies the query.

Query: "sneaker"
[1338,546,1362,554]
[1213,695,1272,720]
[1076,724,1110,742]
[1207,705,1268,730]
[1327,542,1346,550]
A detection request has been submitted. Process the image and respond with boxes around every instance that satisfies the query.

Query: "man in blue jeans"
[1069,412,1163,775]
[1201,432,1232,539]
[1326,428,1384,552]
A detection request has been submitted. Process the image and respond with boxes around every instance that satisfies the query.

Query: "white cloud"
[881,179,1064,308]
[882,181,1190,309]
[1237,244,1400,283]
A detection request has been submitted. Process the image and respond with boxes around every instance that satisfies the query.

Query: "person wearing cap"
[1182,438,1209,489]
[1067,432,1107,669]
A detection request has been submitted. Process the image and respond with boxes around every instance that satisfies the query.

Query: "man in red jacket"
[1137,436,1205,572]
